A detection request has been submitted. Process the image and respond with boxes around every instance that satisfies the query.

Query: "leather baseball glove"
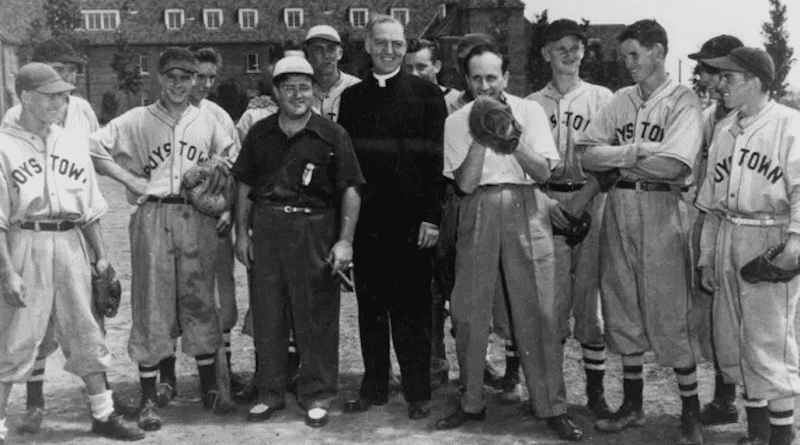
[740,243,800,284]
[553,210,592,247]
[469,95,522,154]
[182,157,235,217]
[92,264,122,318]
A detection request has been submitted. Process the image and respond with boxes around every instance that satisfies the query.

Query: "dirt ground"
[3,177,796,444]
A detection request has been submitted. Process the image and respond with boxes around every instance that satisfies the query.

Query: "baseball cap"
[457,33,496,59]
[688,35,744,61]
[703,47,775,86]
[272,55,315,78]
[32,38,87,65]
[305,25,341,44]
[158,47,197,74]
[544,19,586,43]
[16,62,75,95]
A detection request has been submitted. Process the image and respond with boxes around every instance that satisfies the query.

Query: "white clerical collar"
[373,68,401,87]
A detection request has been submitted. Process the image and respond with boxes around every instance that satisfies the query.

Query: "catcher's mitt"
[740,244,800,284]
[182,157,235,217]
[553,210,591,247]
[591,168,622,192]
[92,264,122,318]
[469,95,522,154]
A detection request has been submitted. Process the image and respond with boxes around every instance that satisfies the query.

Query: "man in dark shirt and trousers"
[232,56,364,428]
[337,14,448,420]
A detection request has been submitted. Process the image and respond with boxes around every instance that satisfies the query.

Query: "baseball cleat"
[154,382,177,408]
[546,413,584,442]
[137,400,161,432]
[677,412,704,445]
[699,400,738,425]
[587,389,614,420]
[93,412,146,441]
[595,403,645,433]
[17,407,45,434]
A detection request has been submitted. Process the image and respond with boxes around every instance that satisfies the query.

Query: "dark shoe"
[154,381,177,408]
[233,379,259,404]
[305,407,329,428]
[343,396,388,413]
[92,412,145,441]
[435,407,487,430]
[769,429,796,445]
[699,400,738,426]
[201,390,236,415]
[677,413,704,445]
[247,403,285,422]
[595,403,645,433]
[736,438,769,445]
[230,373,249,395]
[17,407,44,434]
[546,414,584,442]
[137,400,161,432]
[113,393,140,419]
[484,362,503,389]
[408,401,431,419]
[587,389,614,420]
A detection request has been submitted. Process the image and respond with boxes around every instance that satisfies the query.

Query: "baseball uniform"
[0,121,110,382]
[91,102,234,366]
[526,80,614,345]
[579,77,703,368]
[696,100,800,400]
[236,97,279,143]
[312,71,360,122]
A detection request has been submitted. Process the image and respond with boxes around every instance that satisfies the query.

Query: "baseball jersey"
[443,93,559,185]
[0,122,108,230]
[696,101,800,232]
[579,77,703,186]
[90,102,234,198]
[236,96,279,142]
[694,102,737,192]
[312,71,361,122]
[442,86,463,115]
[526,81,614,183]
[199,98,240,161]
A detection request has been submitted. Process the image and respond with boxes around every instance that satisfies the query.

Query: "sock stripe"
[622,365,643,374]
[770,416,795,426]
[674,366,698,376]
[744,399,768,408]
[580,343,606,352]
[770,409,794,419]
[584,358,605,366]
[678,382,698,392]
[196,357,215,367]
[139,370,158,379]
[138,364,159,372]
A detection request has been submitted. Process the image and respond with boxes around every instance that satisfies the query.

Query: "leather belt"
[272,205,314,214]
[146,195,190,205]
[544,182,586,192]
[20,221,76,231]
[722,213,789,227]
[616,180,689,193]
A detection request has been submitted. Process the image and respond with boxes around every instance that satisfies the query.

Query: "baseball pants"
[0,227,110,382]
[127,201,223,366]
[451,184,566,418]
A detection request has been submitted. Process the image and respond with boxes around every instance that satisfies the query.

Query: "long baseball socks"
[768,397,795,445]
[138,364,159,404]
[675,365,702,444]
[743,397,770,442]
[154,355,178,407]
[196,354,218,408]
[26,357,46,409]
[582,343,611,418]
[596,354,645,432]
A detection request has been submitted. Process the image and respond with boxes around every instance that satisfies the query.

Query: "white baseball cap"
[272,55,314,78]
[305,25,341,44]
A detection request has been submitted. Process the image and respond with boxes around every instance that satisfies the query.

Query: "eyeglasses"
[279,84,313,95]
[371,39,406,51]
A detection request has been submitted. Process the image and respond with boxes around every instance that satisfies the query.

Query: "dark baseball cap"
[544,19,586,43]
[704,46,775,86]
[457,33,496,59]
[158,47,197,74]
[688,35,743,61]
[16,62,75,95]
[32,38,87,65]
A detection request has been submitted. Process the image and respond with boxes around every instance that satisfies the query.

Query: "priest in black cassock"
[337,14,447,420]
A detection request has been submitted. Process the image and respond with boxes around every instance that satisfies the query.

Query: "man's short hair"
[407,38,440,62]
[366,14,403,38]
[461,43,509,76]
[194,47,222,67]
[617,19,668,55]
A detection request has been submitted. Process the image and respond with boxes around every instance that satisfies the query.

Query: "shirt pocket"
[300,144,334,195]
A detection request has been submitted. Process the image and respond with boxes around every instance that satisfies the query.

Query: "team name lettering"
[614,121,665,144]
[10,158,43,185]
[549,112,591,132]
[142,140,208,175]
[713,148,784,184]
[11,155,85,186]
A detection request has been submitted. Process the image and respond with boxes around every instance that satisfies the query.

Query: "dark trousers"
[431,186,461,371]
[250,203,340,410]
[354,229,433,403]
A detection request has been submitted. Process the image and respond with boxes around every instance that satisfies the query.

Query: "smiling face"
[365,21,406,75]
[620,38,662,84]
[543,35,585,76]
[23,90,69,125]
[698,65,724,100]
[190,62,217,103]
[159,68,195,107]
[404,47,440,84]
[306,38,343,77]
[465,51,508,101]
[717,70,757,110]
[273,74,314,120]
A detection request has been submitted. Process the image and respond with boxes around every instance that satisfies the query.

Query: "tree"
[762,0,795,98]
[17,0,86,64]
[110,32,144,98]
[525,9,550,93]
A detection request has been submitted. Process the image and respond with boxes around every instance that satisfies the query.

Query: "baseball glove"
[740,244,800,284]
[469,95,522,154]
[182,157,235,217]
[92,264,122,318]
[552,210,592,247]
[591,168,622,192]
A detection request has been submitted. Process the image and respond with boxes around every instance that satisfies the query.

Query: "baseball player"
[1,38,144,434]
[697,47,800,445]
[436,42,583,442]
[686,35,744,427]
[525,18,615,419]
[90,47,235,431]
[0,62,144,443]
[575,20,704,444]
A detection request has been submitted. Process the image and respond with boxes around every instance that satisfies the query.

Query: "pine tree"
[762,0,795,98]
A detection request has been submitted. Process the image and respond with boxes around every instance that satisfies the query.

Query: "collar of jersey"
[635,76,673,104]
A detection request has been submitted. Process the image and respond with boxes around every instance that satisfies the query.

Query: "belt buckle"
[34,221,41,232]
[283,205,292,213]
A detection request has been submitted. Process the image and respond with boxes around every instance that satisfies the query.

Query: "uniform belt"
[20,221,76,231]
[616,180,689,193]
[544,182,586,192]
[722,213,789,227]
[270,205,316,214]
[145,195,190,205]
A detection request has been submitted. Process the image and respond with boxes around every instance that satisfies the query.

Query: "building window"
[141,96,150,107]
[350,8,369,28]
[139,54,149,75]
[390,8,409,25]
[82,10,119,30]
[438,3,447,19]
[246,53,259,73]
[165,9,184,30]
[284,8,303,28]
[204,8,222,29]
[239,9,258,29]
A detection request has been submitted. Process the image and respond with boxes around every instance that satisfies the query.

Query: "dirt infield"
[3,177,790,444]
